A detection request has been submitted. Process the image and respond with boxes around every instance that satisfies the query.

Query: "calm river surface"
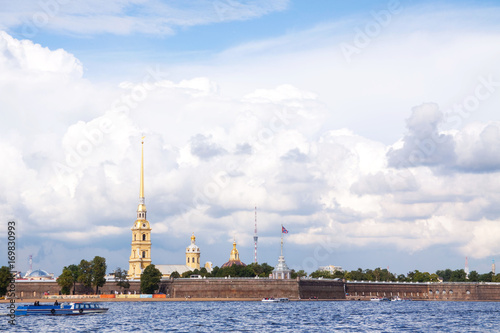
[2,300,500,332]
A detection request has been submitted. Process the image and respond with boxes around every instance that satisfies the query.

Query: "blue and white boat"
[15,302,108,316]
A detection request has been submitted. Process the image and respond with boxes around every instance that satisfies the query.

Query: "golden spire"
[191,232,196,244]
[137,137,146,214]
[230,238,239,261]
[140,136,145,199]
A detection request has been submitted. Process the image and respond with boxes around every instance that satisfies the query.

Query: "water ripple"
[2,300,500,332]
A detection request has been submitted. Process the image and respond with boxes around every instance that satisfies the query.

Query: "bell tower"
[185,233,200,270]
[128,137,152,279]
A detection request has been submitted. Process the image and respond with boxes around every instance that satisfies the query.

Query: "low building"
[319,265,344,274]
[22,269,55,281]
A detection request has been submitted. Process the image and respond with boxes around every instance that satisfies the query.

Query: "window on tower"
[142,234,146,241]
[142,251,146,258]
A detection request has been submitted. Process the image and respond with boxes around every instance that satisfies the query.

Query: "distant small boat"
[261,297,289,303]
[15,302,108,316]
[370,297,390,302]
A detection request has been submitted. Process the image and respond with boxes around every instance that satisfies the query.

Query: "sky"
[1,0,500,277]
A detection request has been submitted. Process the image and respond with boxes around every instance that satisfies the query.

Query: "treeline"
[57,256,107,294]
[173,263,302,279]
[309,267,500,283]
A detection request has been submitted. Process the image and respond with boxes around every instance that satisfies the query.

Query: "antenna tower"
[254,205,258,263]
[465,256,469,279]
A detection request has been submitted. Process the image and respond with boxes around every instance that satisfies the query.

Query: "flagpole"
[280,224,284,257]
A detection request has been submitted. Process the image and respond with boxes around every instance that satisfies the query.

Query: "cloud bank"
[1,2,500,275]
[0,0,289,36]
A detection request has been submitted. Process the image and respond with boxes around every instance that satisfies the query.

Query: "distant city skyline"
[1,0,500,276]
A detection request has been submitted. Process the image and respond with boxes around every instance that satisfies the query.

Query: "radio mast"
[254,206,258,263]
[465,256,469,279]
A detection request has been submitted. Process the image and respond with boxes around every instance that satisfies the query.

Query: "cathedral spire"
[140,136,144,199]
[129,136,152,279]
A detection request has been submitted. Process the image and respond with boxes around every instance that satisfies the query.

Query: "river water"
[2,300,500,332]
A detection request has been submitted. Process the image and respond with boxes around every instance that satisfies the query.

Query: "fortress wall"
[14,280,500,301]
[345,282,429,300]
[169,279,299,299]
[429,283,500,301]
[427,283,476,301]
[476,284,500,301]
[299,280,346,299]
[14,281,143,297]
[346,282,500,301]
[15,281,61,298]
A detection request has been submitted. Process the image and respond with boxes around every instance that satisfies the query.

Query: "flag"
[282,226,289,234]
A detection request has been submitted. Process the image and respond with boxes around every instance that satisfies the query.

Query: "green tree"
[209,266,220,277]
[66,264,80,295]
[291,269,308,279]
[349,268,364,281]
[364,269,375,281]
[260,263,274,276]
[450,269,467,282]
[479,272,493,282]
[181,270,193,278]
[436,269,453,282]
[413,270,425,282]
[296,270,308,278]
[0,266,12,297]
[429,273,440,282]
[141,264,162,294]
[91,256,107,294]
[310,270,333,279]
[333,271,344,279]
[114,267,130,290]
[199,267,208,277]
[170,271,180,279]
[78,259,92,288]
[468,271,479,282]
[58,267,74,295]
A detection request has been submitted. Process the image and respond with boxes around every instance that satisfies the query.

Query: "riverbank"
[0,297,267,304]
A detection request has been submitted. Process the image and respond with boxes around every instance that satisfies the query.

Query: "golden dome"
[137,203,147,212]
[229,239,239,261]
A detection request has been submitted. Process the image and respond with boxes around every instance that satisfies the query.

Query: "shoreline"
[0,297,346,304]
[4,296,500,304]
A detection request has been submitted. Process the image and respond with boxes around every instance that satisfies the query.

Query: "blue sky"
[1,0,500,277]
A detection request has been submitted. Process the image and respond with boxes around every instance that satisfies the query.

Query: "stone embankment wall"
[14,278,345,299]
[299,279,345,299]
[345,282,500,301]
[168,279,300,299]
[14,280,143,298]
[346,282,428,300]
[14,279,500,301]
